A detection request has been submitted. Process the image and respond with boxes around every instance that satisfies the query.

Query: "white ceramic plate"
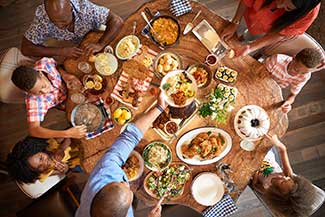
[176,127,232,165]
[160,70,197,108]
[115,35,141,60]
[234,105,270,142]
[94,53,118,76]
[125,150,144,182]
[191,172,224,206]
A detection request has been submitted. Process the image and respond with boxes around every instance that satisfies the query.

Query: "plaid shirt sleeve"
[25,96,48,123]
[34,57,61,88]
[83,0,110,29]
[24,6,49,45]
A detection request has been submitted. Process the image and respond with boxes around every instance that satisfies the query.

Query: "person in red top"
[220,0,321,57]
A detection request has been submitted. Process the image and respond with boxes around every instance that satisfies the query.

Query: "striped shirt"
[265,54,311,94]
[25,58,67,123]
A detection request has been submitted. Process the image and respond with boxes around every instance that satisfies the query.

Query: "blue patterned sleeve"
[84,0,110,29]
[97,123,143,168]
[24,6,49,45]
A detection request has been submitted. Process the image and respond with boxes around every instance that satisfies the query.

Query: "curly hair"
[295,48,323,68]
[6,137,49,183]
[11,66,39,91]
[266,175,317,217]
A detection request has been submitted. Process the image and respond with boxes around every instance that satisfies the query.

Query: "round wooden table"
[64,0,288,213]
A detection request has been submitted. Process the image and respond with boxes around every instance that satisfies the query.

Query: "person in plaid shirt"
[265,48,323,113]
[11,57,87,139]
[21,0,123,58]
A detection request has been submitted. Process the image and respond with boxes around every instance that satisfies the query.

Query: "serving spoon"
[141,12,163,43]
[183,10,201,35]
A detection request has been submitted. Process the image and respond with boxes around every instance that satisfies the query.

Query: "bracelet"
[155,104,165,113]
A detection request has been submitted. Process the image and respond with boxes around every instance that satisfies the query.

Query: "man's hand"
[157,92,167,109]
[281,101,292,113]
[233,45,251,57]
[84,42,105,56]
[220,22,238,41]
[60,47,83,58]
[65,125,87,139]
[147,200,162,217]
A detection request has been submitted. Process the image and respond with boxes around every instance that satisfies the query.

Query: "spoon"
[132,21,137,35]
[141,12,163,43]
[183,10,201,35]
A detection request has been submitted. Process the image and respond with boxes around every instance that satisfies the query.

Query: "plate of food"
[115,35,141,60]
[160,70,197,108]
[144,163,191,200]
[122,151,144,181]
[111,59,155,109]
[71,103,104,132]
[176,127,232,165]
[113,107,132,125]
[191,172,224,206]
[94,53,118,76]
[234,105,270,141]
[154,51,182,78]
[214,66,238,83]
[187,63,212,88]
[142,141,172,171]
[149,16,180,48]
[82,74,107,95]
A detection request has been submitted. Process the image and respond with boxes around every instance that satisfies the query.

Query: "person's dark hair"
[295,48,323,68]
[6,136,49,183]
[91,183,131,217]
[262,0,321,33]
[265,175,316,217]
[11,66,39,91]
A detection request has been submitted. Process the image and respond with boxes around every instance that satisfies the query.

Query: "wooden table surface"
[63,0,288,213]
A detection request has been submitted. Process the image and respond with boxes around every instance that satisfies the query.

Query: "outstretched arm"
[266,134,293,177]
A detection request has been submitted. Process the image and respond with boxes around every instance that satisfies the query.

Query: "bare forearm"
[277,145,293,177]
[249,33,286,53]
[29,125,68,139]
[98,12,123,46]
[134,106,162,134]
[285,93,297,104]
[232,0,247,23]
[21,37,62,57]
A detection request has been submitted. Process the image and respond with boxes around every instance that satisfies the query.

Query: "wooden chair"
[261,33,325,73]
[251,147,325,217]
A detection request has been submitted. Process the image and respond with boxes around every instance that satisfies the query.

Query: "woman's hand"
[65,125,87,139]
[220,22,238,41]
[233,45,251,57]
[147,200,162,217]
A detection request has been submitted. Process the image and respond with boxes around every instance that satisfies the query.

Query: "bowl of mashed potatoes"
[115,35,141,60]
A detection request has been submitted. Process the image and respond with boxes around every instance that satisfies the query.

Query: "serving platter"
[176,127,232,165]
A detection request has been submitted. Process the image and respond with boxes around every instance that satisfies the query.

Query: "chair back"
[262,33,325,72]
[16,174,65,199]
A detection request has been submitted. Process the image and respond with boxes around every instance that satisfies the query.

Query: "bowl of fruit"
[82,74,107,95]
[113,107,132,125]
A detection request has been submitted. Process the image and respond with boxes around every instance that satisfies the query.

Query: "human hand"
[147,199,162,217]
[265,134,286,151]
[220,22,238,41]
[84,42,104,56]
[60,47,83,58]
[53,158,69,174]
[233,45,251,57]
[66,125,87,139]
[281,101,292,113]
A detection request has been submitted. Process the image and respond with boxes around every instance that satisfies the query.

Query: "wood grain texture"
[63,0,288,212]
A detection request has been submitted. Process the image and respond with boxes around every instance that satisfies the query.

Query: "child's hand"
[265,134,286,151]
[281,101,292,113]
[53,159,69,174]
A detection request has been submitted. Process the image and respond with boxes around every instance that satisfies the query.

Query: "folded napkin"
[203,194,238,217]
[85,99,114,140]
[169,0,192,17]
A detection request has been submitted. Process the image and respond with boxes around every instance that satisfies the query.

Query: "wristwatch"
[155,104,165,113]
[232,19,240,25]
